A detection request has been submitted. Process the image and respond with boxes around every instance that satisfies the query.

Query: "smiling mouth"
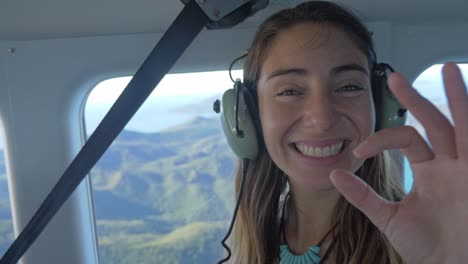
[293,141,346,158]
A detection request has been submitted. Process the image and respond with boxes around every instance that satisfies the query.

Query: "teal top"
[279,244,321,264]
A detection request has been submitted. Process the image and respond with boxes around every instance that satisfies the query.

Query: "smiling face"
[257,22,375,189]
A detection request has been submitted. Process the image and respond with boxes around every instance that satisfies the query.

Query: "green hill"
[0,116,238,263]
[91,116,236,222]
[97,221,227,264]
[89,116,237,263]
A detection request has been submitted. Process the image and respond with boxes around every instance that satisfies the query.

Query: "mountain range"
[0,116,238,263]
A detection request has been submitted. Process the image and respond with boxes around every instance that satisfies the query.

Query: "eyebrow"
[267,68,307,81]
[331,64,369,76]
[266,63,369,81]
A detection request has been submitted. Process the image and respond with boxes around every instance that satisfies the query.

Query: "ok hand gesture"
[330,62,468,264]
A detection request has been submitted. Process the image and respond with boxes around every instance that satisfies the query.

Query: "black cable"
[383,63,395,73]
[218,158,250,264]
[229,53,248,83]
[317,235,337,264]
[229,52,249,138]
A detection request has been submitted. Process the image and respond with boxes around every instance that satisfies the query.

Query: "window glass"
[85,64,468,261]
[0,136,14,257]
[85,70,242,263]
[405,63,468,192]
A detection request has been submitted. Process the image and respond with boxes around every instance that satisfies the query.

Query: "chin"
[286,170,337,191]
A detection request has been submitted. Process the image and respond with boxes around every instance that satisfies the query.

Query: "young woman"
[225,1,468,263]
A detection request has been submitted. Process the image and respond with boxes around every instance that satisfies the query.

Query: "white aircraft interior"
[0,0,467,263]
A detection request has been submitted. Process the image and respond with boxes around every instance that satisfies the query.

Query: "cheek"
[258,97,291,152]
[360,104,375,134]
[348,96,375,135]
[259,102,280,143]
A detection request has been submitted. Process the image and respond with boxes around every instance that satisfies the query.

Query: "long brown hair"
[230,1,405,263]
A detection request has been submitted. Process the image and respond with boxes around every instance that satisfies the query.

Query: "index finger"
[387,72,456,158]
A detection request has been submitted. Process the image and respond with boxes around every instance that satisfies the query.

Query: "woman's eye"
[277,89,301,96]
[337,85,364,93]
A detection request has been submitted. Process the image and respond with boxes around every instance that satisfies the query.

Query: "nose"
[300,91,337,132]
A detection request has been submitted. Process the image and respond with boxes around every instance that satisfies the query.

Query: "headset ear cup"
[220,88,259,160]
[374,65,407,131]
[242,86,264,148]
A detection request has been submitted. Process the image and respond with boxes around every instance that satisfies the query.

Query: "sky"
[84,70,243,133]
[412,64,468,103]
[86,70,244,105]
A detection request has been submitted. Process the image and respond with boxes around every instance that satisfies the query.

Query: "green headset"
[213,57,407,161]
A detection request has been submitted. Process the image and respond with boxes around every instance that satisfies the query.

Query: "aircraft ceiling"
[1,0,466,41]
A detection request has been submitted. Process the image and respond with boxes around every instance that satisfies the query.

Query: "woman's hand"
[330,62,468,264]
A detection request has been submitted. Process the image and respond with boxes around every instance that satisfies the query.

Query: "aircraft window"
[84,64,466,261]
[84,70,242,263]
[405,63,468,192]
[0,136,13,257]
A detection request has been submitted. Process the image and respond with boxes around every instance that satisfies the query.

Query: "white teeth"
[296,141,344,157]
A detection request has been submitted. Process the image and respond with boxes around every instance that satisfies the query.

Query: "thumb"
[330,169,398,233]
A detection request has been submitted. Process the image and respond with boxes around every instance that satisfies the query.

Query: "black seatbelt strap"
[0,1,209,263]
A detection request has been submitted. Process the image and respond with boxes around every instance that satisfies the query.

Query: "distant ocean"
[85,94,219,135]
